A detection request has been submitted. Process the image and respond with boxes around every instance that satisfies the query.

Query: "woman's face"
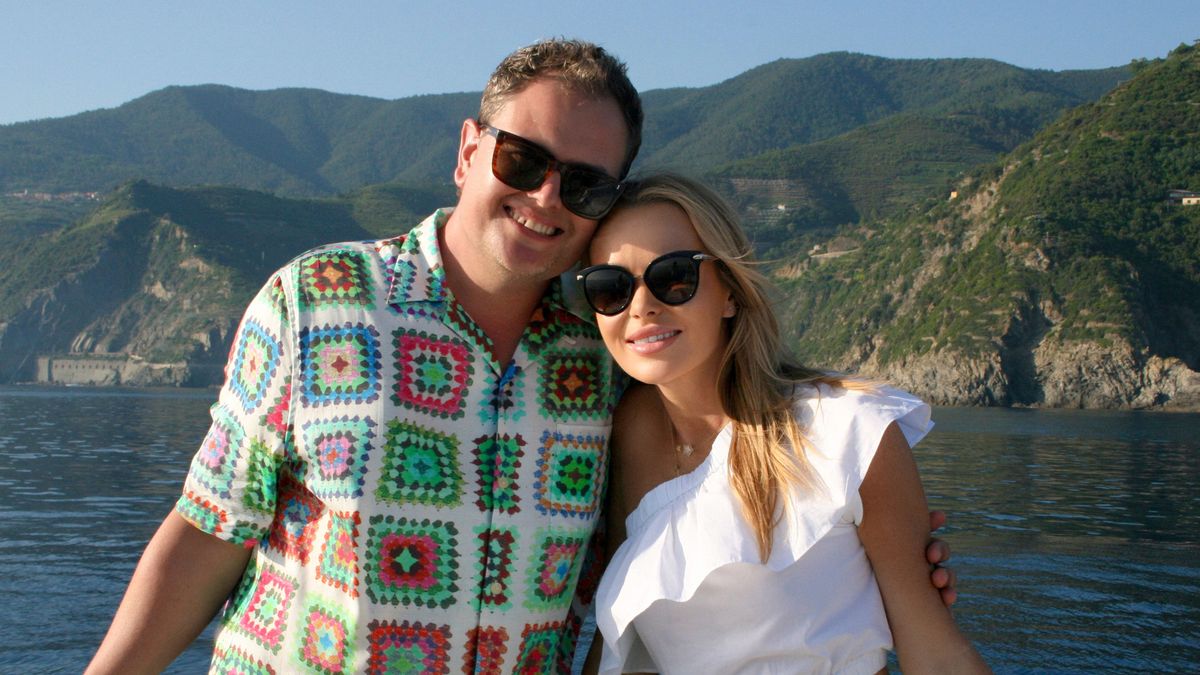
[587,201,735,390]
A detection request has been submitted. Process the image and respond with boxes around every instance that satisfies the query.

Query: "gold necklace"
[662,404,723,476]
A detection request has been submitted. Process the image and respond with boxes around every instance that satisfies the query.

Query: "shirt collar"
[382,209,451,307]
[382,208,595,325]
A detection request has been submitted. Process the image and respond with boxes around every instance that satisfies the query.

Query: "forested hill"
[0,52,1126,198]
[7,47,1189,407]
[641,52,1125,171]
[782,42,1200,408]
[0,87,477,196]
[0,178,459,385]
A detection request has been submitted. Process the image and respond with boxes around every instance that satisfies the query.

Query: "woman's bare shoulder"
[613,382,661,431]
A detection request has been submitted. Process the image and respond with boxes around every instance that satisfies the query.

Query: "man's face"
[448,78,629,289]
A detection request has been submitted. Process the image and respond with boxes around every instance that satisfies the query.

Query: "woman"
[580,174,989,674]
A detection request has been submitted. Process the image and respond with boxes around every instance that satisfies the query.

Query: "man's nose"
[528,169,563,209]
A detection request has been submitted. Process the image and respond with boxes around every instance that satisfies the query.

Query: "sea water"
[0,386,1197,673]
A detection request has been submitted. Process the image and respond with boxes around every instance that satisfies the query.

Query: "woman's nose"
[626,280,662,318]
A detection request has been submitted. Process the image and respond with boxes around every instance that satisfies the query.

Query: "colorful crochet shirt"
[175,209,619,673]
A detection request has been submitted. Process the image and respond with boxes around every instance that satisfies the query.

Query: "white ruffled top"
[594,384,933,675]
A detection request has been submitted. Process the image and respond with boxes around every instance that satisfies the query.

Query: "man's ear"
[454,119,483,189]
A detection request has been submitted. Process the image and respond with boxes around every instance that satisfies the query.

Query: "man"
[87,39,954,673]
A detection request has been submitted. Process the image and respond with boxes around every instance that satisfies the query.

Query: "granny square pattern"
[472,433,525,514]
[299,322,382,407]
[177,489,227,535]
[265,275,289,321]
[258,382,291,442]
[295,595,354,674]
[377,420,463,507]
[392,330,474,420]
[366,620,452,674]
[189,404,245,500]
[300,415,375,500]
[234,565,299,653]
[240,439,279,516]
[229,318,283,414]
[316,510,360,598]
[445,299,493,358]
[537,347,610,422]
[512,621,566,674]
[524,529,587,613]
[533,429,606,519]
[298,250,374,311]
[472,525,519,612]
[266,475,323,564]
[363,515,460,609]
[383,257,417,315]
[210,644,276,675]
[477,364,527,424]
[463,626,509,674]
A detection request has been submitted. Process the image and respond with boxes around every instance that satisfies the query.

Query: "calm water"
[1,386,1198,673]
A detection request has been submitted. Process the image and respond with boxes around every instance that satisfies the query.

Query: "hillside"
[3,50,1176,404]
[0,86,476,196]
[781,43,1200,408]
[641,53,1125,172]
[0,53,1126,208]
[0,180,453,384]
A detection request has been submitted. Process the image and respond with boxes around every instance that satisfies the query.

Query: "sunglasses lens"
[645,255,700,304]
[561,169,622,219]
[492,137,550,191]
[582,268,634,315]
[488,128,622,220]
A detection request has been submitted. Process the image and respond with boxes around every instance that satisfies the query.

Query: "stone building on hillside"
[1167,189,1200,205]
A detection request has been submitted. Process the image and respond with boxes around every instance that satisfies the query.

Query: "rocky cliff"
[783,44,1200,409]
[0,181,375,385]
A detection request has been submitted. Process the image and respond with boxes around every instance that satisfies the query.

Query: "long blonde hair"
[608,173,853,561]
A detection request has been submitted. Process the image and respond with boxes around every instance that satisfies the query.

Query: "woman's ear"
[722,295,738,318]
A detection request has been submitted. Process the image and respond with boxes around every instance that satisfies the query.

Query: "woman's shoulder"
[792,379,924,416]
[614,381,659,422]
[611,383,661,447]
[792,379,934,454]
[609,382,674,477]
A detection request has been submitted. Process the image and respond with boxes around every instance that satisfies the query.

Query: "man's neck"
[439,230,548,366]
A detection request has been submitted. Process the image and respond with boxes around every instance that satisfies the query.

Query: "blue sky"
[2,1,1197,125]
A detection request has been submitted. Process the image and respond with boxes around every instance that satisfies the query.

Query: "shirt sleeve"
[174,270,295,547]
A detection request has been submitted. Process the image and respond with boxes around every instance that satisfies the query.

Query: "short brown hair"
[479,38,643,178]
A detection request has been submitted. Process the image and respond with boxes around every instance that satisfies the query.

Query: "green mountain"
[0,86,477,195]
[0,180,451,384]
[0,53,1125,204]
[640,53,1125,172]
[6,49,1183,405]
[781,42,1200,408]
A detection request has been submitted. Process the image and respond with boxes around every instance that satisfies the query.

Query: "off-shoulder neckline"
[624,422,734,535]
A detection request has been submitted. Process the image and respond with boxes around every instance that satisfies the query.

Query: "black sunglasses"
[576,250,719,316]
[479,124,625,219]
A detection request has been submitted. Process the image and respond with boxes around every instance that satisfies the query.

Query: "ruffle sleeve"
[594,383,932,674]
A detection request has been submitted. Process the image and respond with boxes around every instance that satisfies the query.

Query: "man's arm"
[85,510,252,675]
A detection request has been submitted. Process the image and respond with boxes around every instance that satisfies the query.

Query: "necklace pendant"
[680,443,695,457]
